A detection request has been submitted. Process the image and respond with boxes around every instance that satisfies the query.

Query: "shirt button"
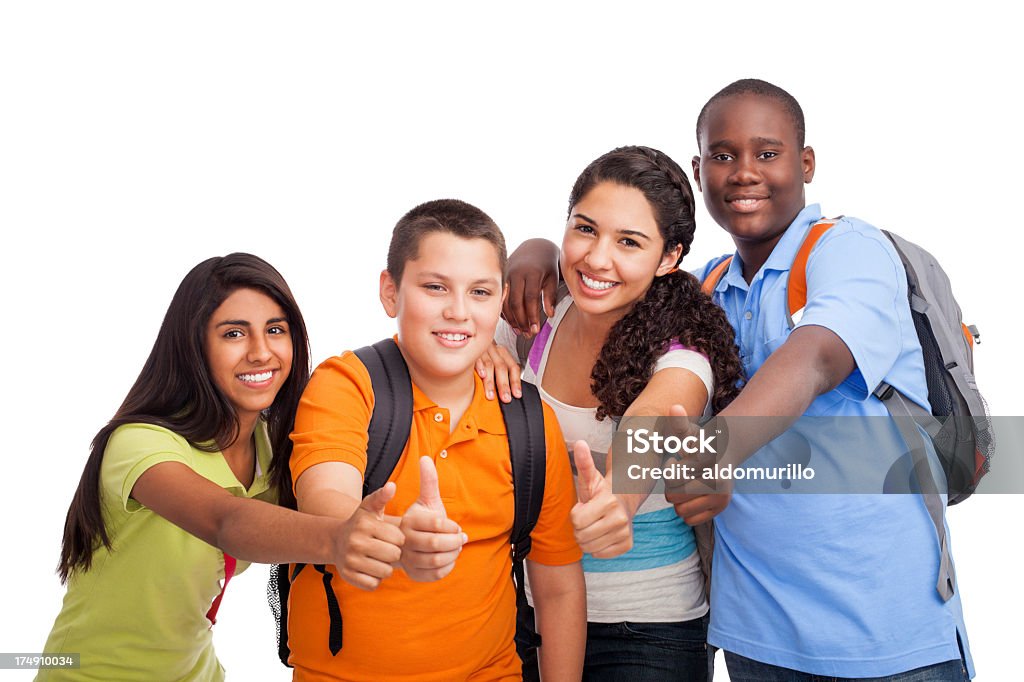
[744,311,753,320]
[434,413,444,422]
[440,449,448,459]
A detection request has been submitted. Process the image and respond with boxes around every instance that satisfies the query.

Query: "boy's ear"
[691,156,702,192]
[379,270,399,318]
[802,146,816,184]
[657,243,684,276]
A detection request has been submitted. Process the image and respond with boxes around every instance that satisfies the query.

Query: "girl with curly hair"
[494,146,744,681]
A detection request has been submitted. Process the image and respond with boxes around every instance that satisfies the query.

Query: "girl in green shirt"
[40,253,403,681]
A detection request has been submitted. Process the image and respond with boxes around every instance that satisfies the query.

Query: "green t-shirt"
[39,422,275,681]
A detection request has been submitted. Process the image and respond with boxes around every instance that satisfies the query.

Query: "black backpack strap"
[354,338,414,496]
[502,382,547,558]
[308,564,345,655]
[499,382,547,657]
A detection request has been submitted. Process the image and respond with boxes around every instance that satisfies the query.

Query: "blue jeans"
[723,651,970,682]
[582,616,710,682]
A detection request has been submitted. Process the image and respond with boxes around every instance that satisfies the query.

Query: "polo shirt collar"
[713,203,823,294]
[410,372,508,436]
[761,203,823,273]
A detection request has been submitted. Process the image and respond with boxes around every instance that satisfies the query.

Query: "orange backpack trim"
[699,219,838,311]
[701,256,733,296]
[962,323,974,348]
[785,220,838,325]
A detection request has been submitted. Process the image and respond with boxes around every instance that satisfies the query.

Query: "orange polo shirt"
[288,350,581,682]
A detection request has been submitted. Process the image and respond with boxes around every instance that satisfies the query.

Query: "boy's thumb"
[416,456,446,514]
[573,440,602,503]
[361,481,396,517]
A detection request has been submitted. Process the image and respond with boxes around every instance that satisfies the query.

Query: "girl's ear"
[379,270,399,318]
[501,282,509,307]
[656,243,684,276]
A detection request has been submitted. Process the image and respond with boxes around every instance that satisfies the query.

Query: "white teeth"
[239,371,273,383]
[581,273,617,290]
[735,199,760,205]
[437,333,468,341]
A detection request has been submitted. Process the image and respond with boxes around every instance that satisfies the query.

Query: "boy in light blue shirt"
[685,79,972,680]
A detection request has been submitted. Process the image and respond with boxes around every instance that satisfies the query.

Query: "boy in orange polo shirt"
[287,199,586,681]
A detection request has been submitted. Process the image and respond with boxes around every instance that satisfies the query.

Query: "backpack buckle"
[873,383,895,401]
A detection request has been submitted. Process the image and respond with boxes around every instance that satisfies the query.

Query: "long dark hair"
[58,253,311,582]
[567,146,744,419]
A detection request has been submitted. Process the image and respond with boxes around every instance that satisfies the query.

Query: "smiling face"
[560,181,680,322]
[693,93,815,271]
[380,231,506,395]
[204,287,293,426]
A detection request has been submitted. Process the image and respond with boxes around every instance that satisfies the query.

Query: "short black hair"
[696,78,806,148]
[387,198,507,286]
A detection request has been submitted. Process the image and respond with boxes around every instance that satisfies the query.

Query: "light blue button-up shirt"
[693,204,973,677]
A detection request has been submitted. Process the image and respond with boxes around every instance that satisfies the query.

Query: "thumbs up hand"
[399,456,467,582]
[570,440,634,559]
[335,482,406,591]
[663,404,732,525]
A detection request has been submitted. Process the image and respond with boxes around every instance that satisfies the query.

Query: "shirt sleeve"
[289,352,375,490]
[653,349,714,412]
[493,319,520,363]
[794,223,908,399]
[526,402,583,566]
[102,424,193,513]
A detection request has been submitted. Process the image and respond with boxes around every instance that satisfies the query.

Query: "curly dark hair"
[568,146,744,419]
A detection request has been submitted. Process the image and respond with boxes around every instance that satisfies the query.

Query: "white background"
[2,2,1021,680]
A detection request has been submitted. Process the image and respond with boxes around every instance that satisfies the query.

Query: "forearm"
[296,487,361,519]
[535,590,586,680]
[213,496,344,565]
[715,325,855,467]
[512,238,560,271]
[615,368,711,507]
[294,461,365,518]
[529,561,586,681]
